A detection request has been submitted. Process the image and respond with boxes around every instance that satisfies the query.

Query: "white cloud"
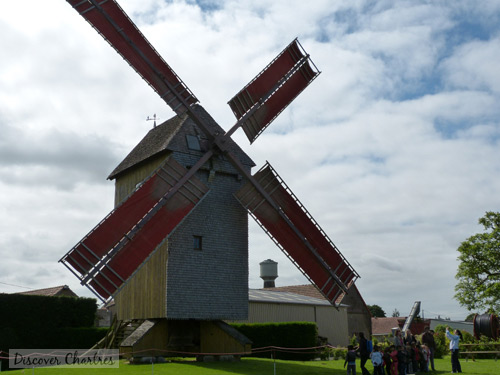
[442,36,500,93]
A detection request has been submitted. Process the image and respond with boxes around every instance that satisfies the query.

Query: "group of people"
[344,326,462,374]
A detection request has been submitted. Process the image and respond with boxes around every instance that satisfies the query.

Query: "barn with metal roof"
[233,288,350,346]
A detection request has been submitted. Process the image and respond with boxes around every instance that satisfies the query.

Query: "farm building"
[372,316,431,340]
[372,316,474,339]
[430,318,473,335]
[372,317,406,339]
[16,285,78,298]
[239,289,350,346]
[262,283,371,341]
[336,283,372,339]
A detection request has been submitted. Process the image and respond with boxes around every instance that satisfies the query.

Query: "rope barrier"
[0,345,335,360]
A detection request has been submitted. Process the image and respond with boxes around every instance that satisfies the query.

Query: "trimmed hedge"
[0,294,97,329]
[232,322,318,360]
[0,294,105,370]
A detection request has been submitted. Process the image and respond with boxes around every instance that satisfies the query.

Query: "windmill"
[59,0,359,356]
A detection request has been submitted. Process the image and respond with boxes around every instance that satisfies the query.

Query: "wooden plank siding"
[113,153,169,206]
[113,153,170,320]
[114,241,168,320]
[200,321,252,355]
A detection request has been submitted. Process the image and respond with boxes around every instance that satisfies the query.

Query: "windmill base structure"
[58,0,359,358]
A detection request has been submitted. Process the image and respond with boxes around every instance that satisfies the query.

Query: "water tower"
[260,259,278,288]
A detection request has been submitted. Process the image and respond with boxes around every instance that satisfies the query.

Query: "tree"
[392,308,400,317]
[465,313,476,322]
[454,211,500,312]
[368,304,386,317]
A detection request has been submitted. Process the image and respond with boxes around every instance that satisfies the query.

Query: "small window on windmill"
[193,235,203,251]
[186,135,201,151]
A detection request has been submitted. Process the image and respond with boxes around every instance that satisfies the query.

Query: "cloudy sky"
[1,0,499,321]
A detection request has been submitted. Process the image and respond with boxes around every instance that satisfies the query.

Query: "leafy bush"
[350,335,358,346]
[334,348,347,359]
[433,324,446,333]
[433,331,447,358]
[319,346,333,360]
[462,331,474,343]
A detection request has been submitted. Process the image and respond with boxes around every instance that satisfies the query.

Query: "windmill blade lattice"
[234,162,359,304]
[60,157,209,301]
[228,39,319,143]
[66,0,198,115]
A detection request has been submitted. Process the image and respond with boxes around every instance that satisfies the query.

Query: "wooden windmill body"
[59,0,360,356]
[109,108,254,322]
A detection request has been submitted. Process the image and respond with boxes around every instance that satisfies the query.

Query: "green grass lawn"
[5,356,497,374]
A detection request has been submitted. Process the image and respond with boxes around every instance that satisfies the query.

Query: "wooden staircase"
[92,316,144,349]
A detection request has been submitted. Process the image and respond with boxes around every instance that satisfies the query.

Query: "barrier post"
[273,350,276,375]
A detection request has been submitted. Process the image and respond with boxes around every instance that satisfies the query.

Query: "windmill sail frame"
[60,156,210,302]
[234,162,359,305]
[61,0,359,307]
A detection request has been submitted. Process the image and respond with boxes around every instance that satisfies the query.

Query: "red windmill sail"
[60,157,209,300]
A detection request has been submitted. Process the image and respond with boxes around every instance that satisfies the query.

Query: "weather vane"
[146,113,159,128]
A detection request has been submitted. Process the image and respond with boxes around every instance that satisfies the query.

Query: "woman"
[404,329,416,345]
[393,329,404,348]
[446,327,462,373]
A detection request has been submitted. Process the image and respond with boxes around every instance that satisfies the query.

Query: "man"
[357,332,370,375]
[421,326,436,371]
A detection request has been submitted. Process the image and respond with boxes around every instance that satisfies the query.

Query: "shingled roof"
[263,283,367,307]
[262,284,326,300]
[17,285,78,298]
[108,104,255,180]
[372,317,405,335]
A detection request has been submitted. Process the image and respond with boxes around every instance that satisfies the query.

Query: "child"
[406,344,414,374]
[390,345,398,375]
[370,345,384,375]
[414,343,423,373]
[344,345,357,375]
[421,344,430,372]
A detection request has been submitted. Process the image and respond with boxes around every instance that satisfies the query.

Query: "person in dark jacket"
[404,329,416,346]
[357,332,370,375]
[421,327,436,371]
[383,346,392,375]
[397,345,407,375]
